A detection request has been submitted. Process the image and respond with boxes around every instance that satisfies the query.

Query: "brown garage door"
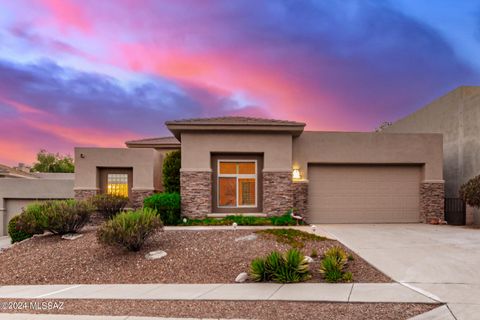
[308,165,421,223]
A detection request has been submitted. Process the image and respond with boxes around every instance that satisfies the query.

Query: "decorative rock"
[234,234,258,242]
[235,272,248,283]
[61,233,84,241]
[303,256,314,263]
[145,250,167,260]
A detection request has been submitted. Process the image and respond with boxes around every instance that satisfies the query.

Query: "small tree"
[31,150,74,173]
[162,150,181,193]
[459,175,480,208]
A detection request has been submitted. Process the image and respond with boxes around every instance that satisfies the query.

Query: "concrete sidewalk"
[0,283,438,303]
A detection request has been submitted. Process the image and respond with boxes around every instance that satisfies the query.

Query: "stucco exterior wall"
[293,131,443,182]
[0,177,74,236]
[180,132,292,171]
[385,86,480,198]
[74,147,163,192]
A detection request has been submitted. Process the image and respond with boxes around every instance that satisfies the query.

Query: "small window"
[107,173,129,197]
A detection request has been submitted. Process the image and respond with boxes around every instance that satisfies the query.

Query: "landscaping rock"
[145,250,167,260]
[235,272,248,283]
[303,256,314,263]
[234,234,258,242]
[61,233,84,241]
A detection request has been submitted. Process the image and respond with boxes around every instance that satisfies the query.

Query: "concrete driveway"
[320,224,480,320]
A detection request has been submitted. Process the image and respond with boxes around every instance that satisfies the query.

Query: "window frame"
[217,159,257,208]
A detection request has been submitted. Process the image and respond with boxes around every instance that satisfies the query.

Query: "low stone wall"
[263,171,293,216]
[181,170,211,218]
[74,189,97,201]
[131,190,155,209]
[420,182,445,223]
[292,180,308,218]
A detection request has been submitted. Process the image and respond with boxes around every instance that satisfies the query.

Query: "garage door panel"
[308,165,421,223]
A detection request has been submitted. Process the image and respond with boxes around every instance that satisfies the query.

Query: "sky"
[0,0,479,166]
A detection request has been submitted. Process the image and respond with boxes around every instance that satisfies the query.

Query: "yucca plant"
[97,208,163,251]
[319,255,344,283]
[250,248,311,283]
[324,246,348,265]
[250,258,268,282]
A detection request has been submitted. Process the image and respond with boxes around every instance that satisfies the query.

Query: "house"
[385,86,480,224]
[0,165,74,235]
[74,117,444,224]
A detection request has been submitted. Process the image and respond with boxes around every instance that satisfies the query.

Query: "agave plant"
[250,257,268,282]
[324,246,348,265]
[319,255,344,283]
[273,248,310,283]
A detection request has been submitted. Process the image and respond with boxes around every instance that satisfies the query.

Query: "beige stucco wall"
[74,148,163,191]
[385,86,480,198]
[180,132,292,171]
[0,177,74,236]
[293,131,443,181]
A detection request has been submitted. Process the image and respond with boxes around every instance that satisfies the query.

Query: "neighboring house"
[0,165,74,236]
[74,117,444,225]
[385,86,480,224]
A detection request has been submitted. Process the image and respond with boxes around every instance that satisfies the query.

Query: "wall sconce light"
[292,168,301,180]
[80,153,85,159]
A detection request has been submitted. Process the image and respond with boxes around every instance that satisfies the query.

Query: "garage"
[308,164,421,223]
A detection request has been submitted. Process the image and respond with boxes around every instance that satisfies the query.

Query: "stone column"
[263,171,293,216]
[74,189,98,201]
[420,181,445,223]
[180,169,211,218]
[131,189,155,209]
[292,180,309,218]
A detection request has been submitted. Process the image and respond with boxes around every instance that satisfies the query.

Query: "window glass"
[239,178,255,206]
[219,177,236,206]
[219,162,237,174]
[238,162,256,174]
[107,173,129,197]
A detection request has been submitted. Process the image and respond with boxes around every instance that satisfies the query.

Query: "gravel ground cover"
[0,229,390,284]
[0,299,438,320]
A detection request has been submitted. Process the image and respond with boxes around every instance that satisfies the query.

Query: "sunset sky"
[1,0,479,166]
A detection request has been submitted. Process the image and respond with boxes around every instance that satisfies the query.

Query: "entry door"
[308,164,421,223]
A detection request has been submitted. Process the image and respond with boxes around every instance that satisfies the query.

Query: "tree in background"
[31,150,75,173]
[374,121,393,132]
[460,175,480,210]
[162,150,181,193]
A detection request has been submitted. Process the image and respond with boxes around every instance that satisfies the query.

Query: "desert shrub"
[16,200,93,235]
[143,192,180,225]
[162,150,181,193]
[319,246,353,283]
[16,202,47,235]
[92,194,128,219]
[41,200,93,235]
[460,175,480,208]
[310,248,318,258]
[250,248,310,283]
[8,215,33,243]
[97,208,163,251]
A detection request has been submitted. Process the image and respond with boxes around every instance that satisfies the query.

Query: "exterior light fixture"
[232,222,238,231]
[292,168,301,179]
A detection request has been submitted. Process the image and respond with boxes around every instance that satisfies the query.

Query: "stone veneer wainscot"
[420,182,445,223]
[180,170,211,218]
[74,189,97,200]
[263,171,293,216]
[292,180,309,217]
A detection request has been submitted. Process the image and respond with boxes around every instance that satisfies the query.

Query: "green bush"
[16,202,47,235]
[8,215,33,243]
[92,194,128,219]
[41,200,93,235]
[16,200,93,235]
[460,175,480,208]
[270,210,299,226]
[183,211,303,227]
[162,150,181,193]
[97,208,163,251]
[143,192,181,225]
[319,246,352,283]
[250,248,310,283]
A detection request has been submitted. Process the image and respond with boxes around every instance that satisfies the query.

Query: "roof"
[0,164,38,179]
[165,116,305,126]
[125,136,180,149]
[165,116,306,140]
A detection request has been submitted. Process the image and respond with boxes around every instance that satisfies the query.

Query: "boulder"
[234,234,258,242]
[61,233,84,241]
[235,272,248,283]
[303,256,314,263]
[145,250,167,260]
